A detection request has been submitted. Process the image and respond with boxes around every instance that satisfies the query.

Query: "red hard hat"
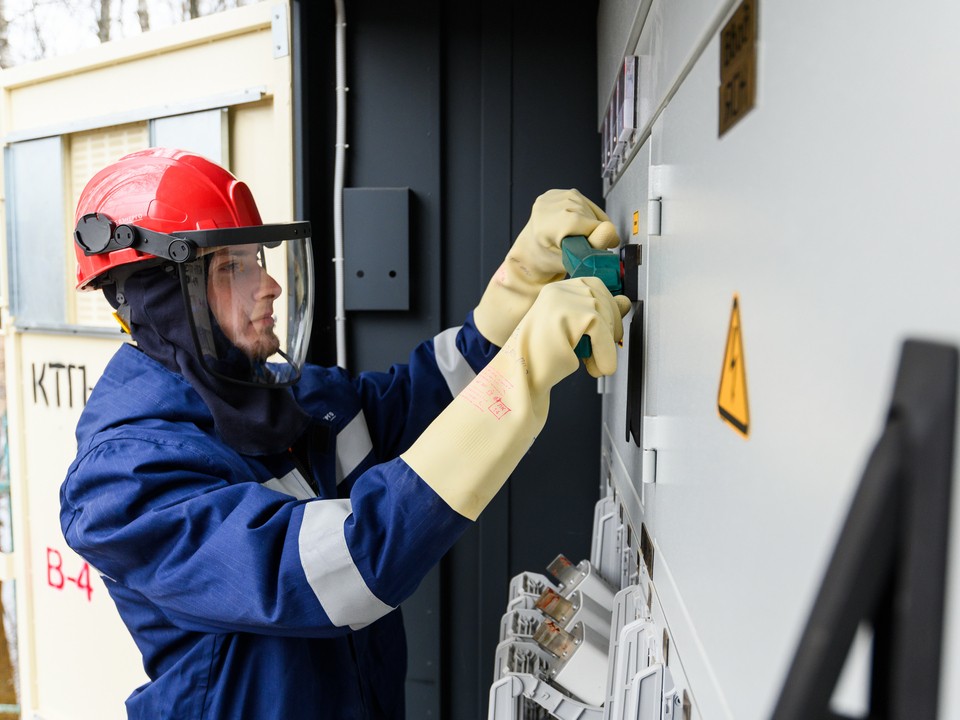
[73,148,263,289]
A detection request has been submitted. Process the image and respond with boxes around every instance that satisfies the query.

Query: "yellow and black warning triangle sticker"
[718,294,749,437]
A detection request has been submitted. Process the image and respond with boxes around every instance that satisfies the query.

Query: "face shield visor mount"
[75,214,314,388]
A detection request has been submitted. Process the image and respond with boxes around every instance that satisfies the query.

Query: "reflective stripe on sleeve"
[262,468,316,500]
[298,498,394,629]
[335,411,373,485]
[433,326,476,397]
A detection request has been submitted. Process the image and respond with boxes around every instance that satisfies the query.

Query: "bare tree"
[0,1,251,70]
[28,6,46,58]
[0,0,11,69]
[137,0,150,32]
[95,0,111,43]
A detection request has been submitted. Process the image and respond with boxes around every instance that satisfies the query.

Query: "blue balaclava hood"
[105,264,310,456]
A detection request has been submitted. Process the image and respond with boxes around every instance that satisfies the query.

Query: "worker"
[60,147,630,719]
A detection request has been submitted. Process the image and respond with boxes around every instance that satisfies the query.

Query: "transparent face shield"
[178,232,314,387]
[74,215,314,387]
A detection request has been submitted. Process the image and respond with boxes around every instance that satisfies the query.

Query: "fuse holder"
[536,587,612,643]
[536,589,575,624]
[534,620,610,707]
[547,555,617,611]
[507,571,559,612]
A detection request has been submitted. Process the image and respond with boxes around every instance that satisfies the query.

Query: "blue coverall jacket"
[60,317,496,719]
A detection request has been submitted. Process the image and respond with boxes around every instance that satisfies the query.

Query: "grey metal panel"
[602,138,652,527]
[3,88,265,145]
[437,3,495,715]
[289,0,338,367]
[149,109,228,165]
[6,138,66,327]
[474,1,514,715]
[345,1,443,372]
[292,3,602,717]
[602,0,960,718]
[340,8,444,719]
[343,187,410,311]
[404,564,441,719]
[508,0,607,584]
[597,0,654,126]
[290,1,308,225]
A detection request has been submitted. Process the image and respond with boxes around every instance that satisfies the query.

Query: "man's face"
[206,245,282,361]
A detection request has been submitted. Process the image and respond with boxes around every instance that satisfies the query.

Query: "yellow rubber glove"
[403,277,632,520]
[474,189,621,347]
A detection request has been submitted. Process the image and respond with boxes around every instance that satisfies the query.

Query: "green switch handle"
[574,336,593,359]
[561,236,623,359]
